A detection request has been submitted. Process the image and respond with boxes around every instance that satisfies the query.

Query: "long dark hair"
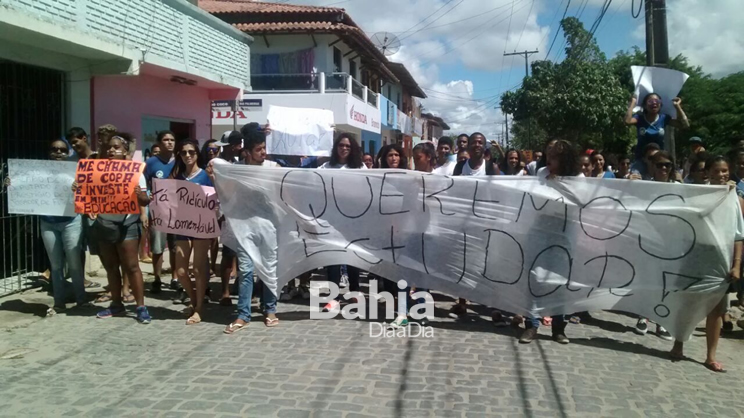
[412,142,436,169]
[536,138,559,171]
[651,151,676,183]
[548,140,580,176]
[170,138,203,180]
[329,132,363,168]
[499,148,524,175]
[201,139,220,162]
[641,93,662,116]
[380,143,405,169]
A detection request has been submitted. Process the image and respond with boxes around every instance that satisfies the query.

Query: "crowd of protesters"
[4,91,743,373]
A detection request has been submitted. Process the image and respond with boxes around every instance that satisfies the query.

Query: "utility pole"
[494,106,509,148]
[645,0,673,162]
[504,50,538,150]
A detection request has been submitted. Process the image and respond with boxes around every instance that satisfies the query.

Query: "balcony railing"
[246,72,379,108]
[250,73,320,92]
[367,90,378,107]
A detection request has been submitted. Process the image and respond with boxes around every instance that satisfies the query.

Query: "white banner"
[8,159,77,216]
[213,165,737,340]
[632,65,689,119]
[266,105,334,156]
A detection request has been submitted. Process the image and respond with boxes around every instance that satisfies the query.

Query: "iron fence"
[0,60,64,296]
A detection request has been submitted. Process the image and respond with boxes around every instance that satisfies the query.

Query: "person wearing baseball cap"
[683,136,705,180]
[218,130,244,163]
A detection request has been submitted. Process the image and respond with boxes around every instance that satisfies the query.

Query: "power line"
[513,0,536,52]
[408,0,519,62]
[544,0,571,59]
[398,0,464,42]
[631,0,643,18]
[396,0,457,39]
[497,0,518,94]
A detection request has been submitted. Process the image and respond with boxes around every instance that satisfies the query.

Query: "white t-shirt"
[262,160,280,168]
[460,159,486,176]
[433,160,456,176]
[318,162,368,169]
[537,166,585,179]
[735,195,744,242]
[526,161,538,176]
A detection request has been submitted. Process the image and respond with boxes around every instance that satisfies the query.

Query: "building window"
[349,60,357,79]
[387,85,391,99]
[333,47,342,72]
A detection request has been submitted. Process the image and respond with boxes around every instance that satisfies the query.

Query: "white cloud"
[667,0,744,77]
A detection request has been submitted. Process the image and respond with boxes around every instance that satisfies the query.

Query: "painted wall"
[249,33,361,77]
[93,74,212,149]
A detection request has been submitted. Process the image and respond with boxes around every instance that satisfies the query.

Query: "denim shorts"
[92,218,142,244]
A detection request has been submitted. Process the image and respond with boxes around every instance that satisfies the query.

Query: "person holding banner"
[222,127,280,333]
[432,136,456,176]
[362,153,374,169]
[167,139,214,325]
[318,133,366,314]
[670,155,744,372]
[89,135,152,324]
[590,151,615,179]
[18,138,88,315]
[144,131,177,294]
[498,149,527,176]
[379,144,404,169]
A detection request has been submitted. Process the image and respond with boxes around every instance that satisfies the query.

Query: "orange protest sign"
[74,159,144,215]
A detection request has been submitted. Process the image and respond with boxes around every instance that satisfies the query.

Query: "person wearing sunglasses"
[625,93,689,172]
[9,139,88,316]
[168,139,214,325]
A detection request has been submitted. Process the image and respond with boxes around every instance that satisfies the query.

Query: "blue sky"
[291,0,742,137]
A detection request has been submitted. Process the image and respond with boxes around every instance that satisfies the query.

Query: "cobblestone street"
[1,264,743,418]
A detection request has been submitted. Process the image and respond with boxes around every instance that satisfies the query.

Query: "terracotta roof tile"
[233,21,340,32]
[200,0,343,14]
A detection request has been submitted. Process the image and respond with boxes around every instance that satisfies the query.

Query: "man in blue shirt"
[144,130,176,293]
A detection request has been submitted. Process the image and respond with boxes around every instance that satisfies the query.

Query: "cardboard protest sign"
[214,165,738,340]
[150,179,220,239]
[7,159,77,216]
[266,105,334,156]
[74,159,144,215]
[631,66,689,119]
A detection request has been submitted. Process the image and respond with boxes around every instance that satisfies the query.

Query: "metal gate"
[0,60,65,296]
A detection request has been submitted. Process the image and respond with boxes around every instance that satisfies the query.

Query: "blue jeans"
[527,315,566,330]
[236,245,277,322]
[40,216,86,307]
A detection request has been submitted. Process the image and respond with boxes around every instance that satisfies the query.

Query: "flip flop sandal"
[224,321,248,334]
[95,293,113,303]
[84,280,101,289]
[186,313,201,325]
[264,317,280,328]
[122,293,135,304]
[704,362,726,373]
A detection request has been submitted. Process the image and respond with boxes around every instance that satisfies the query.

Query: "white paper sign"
[631,65,689,119]
[266,105,334,156]
[8,159,77,216]
[213,165,737,341]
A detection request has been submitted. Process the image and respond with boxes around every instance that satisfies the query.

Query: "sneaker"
[151,279,162,294]
[635,318,648,335]
[657,325,673,341]
[279,286,299,302]
[322,300,341,313]
[519,327,538,344]
[553,332,570,344]
[389,315,409,329]
[492,311,510,327]
[339,274,349,289]
[136,306,152,324]
[96,305,127,319]
[46,306,65,317]
[299,285,311,300]
[448,303,467,319]
[169,279,180,290]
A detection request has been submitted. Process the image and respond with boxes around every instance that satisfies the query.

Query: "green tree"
[501,18,629,153]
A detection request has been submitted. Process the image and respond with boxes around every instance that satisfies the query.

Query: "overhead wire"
[497,0,518,95]
[397,0,465,42]
[396,0,458,39]
[631,0,643,18]
[544,0,571,59]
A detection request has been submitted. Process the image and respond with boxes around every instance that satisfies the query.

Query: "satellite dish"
[371,32,401,56]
